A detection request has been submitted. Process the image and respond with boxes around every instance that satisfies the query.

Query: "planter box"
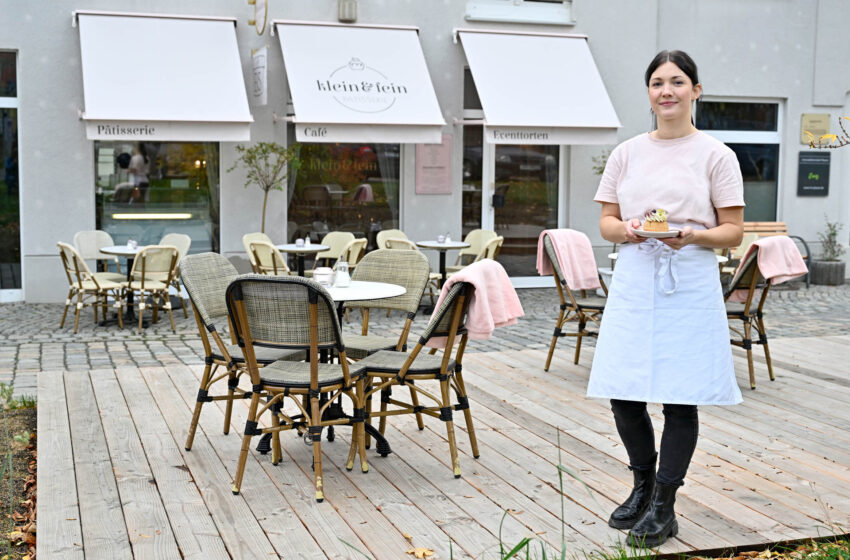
[810,260,846,286]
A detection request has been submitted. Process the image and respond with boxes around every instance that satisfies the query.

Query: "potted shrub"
[810,217,846,285]
[228,142,301,234]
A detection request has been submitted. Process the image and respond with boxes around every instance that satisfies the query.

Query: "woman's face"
[648,61,702,123]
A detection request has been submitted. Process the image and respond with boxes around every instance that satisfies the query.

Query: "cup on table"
[295,238,305,247]
[437,234,446,243]
[127,239,138,249]
[314,267,334,287]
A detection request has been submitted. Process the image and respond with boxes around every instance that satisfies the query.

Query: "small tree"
[228,142,301,233]
[818,216,846,261]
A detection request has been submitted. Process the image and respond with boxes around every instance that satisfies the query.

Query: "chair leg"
[544,310,565,371]
[743,320,756,390]
[115,294,124,330]
[408,384,425,430]
[223,372,236,435]
[574,330,583,365]
[73,296,83,334]
[138,292,145,333]
[232,391,261,495]
[440,378,462,478]
[186,362,213,450]
[364,382,374,449]
[454,372,479,458]
[378,387,390,435]
[309,394,325,502]
[166,297,176,333]
[270,400,282,466]
[60,289,73,328]
[755,315,775,382]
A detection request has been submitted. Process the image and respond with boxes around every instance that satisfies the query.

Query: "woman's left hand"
[660,226,695,250]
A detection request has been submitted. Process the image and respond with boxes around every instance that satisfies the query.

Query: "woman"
[128,143,150,204]
[588,50,745,547]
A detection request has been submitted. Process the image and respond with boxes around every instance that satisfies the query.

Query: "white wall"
[3,0,848,302]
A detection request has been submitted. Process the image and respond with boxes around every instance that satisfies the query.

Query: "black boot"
[608,462,656,529]
[628,482,679,548]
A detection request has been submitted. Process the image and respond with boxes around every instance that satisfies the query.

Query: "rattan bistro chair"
[179,253,305,451]
[356,282,478,478]
[159,232,192,317]
[724,247,774,390]
[73,230,122,274]
[343,249,431,359]
[57,242,125,332]
[249,240,293,276]
[242,232,273,273]
[383,237,442,305]
[542,234,607,370]
[226,275,367,501]
[125,245,180,333]
[446,235,504,276]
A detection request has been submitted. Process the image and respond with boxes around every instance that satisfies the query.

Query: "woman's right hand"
[623,218,644,243]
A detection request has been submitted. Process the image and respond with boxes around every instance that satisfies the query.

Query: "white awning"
[275,21,445,144]
[457,29,620,145]
[76,12,252,141]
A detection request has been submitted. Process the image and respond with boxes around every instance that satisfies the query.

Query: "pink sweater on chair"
[536,229,601,290]
[728,236,808,302]
[426,259,524,349]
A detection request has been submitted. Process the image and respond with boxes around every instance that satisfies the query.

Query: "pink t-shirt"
[594,131,744,229]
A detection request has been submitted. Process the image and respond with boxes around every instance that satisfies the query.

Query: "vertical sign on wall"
[797,152,830,196]
[415,134,453,194]
[251,46,268,106]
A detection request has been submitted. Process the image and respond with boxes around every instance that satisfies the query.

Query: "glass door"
[463,125,560,277]
[0,51,20,297]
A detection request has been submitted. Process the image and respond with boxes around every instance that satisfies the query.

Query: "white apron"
[587,237,742,405]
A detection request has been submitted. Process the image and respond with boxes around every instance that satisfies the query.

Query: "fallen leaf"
[407,547,435,558]
[403,533,413,542]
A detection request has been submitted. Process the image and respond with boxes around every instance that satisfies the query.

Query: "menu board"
[797,152,830,196]
[415,134,452,194]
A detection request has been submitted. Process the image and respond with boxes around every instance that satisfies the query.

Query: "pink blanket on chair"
[536,229,601,290]
[426,259,524,349]
[728,235,808,302]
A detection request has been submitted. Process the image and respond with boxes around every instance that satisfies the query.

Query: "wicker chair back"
[347,249,430,313]
[179,252,238,329]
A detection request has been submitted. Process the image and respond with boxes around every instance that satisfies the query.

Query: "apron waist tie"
[638,239,680,295]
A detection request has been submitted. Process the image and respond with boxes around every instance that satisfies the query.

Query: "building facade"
[1,0,848,303]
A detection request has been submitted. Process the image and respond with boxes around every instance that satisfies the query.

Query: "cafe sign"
[797,151,830,197]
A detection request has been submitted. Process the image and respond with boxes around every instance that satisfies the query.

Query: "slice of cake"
[642,208,669,232]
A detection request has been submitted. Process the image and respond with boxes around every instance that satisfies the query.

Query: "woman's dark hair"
[644,50,699,87]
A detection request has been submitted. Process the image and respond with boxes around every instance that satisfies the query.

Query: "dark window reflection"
[95,141,221,252]
[696,102,778,131]
[463,68,482,111]
[0,109,19,288]
[728,143,778,221]
[287,143,400,250]
[0,52,15,97]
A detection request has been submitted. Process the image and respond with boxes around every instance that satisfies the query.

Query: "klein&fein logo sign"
[315,57,408,113]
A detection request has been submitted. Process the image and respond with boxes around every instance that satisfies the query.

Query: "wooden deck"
[38,335,850,559]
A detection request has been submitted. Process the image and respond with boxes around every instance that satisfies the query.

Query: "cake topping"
[644,208,668,222]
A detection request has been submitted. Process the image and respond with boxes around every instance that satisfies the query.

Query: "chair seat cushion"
[573,293,606,310]
[92,271,127,284]
[356,349,456,375]
[126,279,169,291]
[259,360,364,388]
[724,301,752,316]
[343,334,400,360]
[215,345,306,365]
[79,277,123,290]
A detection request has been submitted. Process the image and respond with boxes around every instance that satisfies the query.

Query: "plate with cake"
[635,208,681,238]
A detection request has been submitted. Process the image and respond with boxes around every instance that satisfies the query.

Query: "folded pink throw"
[728,235,808,302]
[536,229,601,290]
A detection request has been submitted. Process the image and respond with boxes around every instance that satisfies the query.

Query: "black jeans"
[610,399,699,486]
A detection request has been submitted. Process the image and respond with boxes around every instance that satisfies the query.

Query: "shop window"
[95,141,220,252]
[286,138,400,251]
[1,51,19,290]
[0,52,16,97]
[698,101,781,221]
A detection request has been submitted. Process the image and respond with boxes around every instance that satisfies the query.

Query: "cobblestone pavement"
[2,280,849,399]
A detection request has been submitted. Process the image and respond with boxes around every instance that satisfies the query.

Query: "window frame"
[698,97,784,221]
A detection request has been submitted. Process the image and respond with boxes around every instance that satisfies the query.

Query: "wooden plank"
[63,370,133,560]
[36,369,84,560]
[464,351,808,544]
[88,368,181,559]
[137,365,279,559]
[110,367,229,559]
[163,362,354,559]
[461,356,756,550]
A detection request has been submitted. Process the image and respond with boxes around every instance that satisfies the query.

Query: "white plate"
[634,228,681,239]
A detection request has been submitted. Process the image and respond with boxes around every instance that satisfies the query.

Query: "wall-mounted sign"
[251,46,268,106]
[801,113,830,144]
[415,134,452,194]
[797,152,830,196]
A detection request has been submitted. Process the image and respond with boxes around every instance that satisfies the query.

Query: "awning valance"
[76,11,252,141]
[457,29,620,145]
[275,21,445,144]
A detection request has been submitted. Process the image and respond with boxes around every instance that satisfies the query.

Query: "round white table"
[275,243,329,276]
[416,240,470,286]
[325,280,406,322]
[100,245,144,322]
